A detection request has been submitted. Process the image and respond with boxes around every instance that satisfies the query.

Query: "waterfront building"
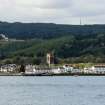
[71,69,82,74]
[90,65,105,74]
[25,64,36,74]
[25,64,73,75]
[0,64,18,72]
[25,65,53,74]
[63,65,73,72]
[84,67,95,74]
[52,65,74,74]
[52,67,64,74]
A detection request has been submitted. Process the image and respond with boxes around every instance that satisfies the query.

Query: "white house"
[52,67,63,74]
[90,65,105,74]
[52,65,74,74]
[63,65,73,72]
[0,64,17,72]
[84,67,95,73]
[25,65,36,74]
[25,65,53,74]
[0,34,8,41]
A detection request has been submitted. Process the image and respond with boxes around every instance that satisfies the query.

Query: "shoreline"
[0,73,105,76]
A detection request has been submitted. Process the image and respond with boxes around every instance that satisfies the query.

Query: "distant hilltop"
[0,33,24,42]
[0,34,8,41]
[0,21,105,39]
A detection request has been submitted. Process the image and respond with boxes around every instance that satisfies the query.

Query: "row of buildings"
[0,64,105,75]
[0,64,19,73]
[25,65,73,74]
[84,64,105,74]
[0,64,73,74]
[25,64,105,74]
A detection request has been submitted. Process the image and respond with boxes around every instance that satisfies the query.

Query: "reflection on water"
[0,76,105,105]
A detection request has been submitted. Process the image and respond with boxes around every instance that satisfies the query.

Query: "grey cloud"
[71,0,105,17]
[15,0,72,9]
[36,0,72,9]
[0,0,105,24]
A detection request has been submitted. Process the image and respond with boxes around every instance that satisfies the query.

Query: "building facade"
[46,53,54,66]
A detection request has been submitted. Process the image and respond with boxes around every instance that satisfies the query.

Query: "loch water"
[0,76,105,105]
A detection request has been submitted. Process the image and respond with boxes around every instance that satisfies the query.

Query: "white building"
[25,65,74,74]
[90,65,105,74]
[52,67,64,74]
[84,67,95,73]
[25,65,36,74]
[71,69,82,73]
[25,65,53,74]
[63,65,73,72]
[0,34,8,41]
[0,64,17,72]
[52,65,73,74]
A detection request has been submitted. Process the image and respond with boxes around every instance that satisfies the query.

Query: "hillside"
[0,33,105,64]
[0,22,105,64]
[0,22,105,39]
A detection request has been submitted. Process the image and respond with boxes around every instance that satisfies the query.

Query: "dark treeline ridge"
[0,21,105,39]
[0,22,105,64]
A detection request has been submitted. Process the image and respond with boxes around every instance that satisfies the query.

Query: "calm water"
[0,76,105,105]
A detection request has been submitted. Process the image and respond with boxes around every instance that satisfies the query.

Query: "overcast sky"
[0,0,105,24]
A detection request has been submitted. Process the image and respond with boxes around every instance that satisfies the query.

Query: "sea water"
[0,76,105,105]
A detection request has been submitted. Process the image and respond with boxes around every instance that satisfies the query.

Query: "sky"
[0,0,105,24]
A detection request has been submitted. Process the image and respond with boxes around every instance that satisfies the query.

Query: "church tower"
[46,53,54,67]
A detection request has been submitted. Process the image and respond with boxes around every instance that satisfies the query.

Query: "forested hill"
[1,34,105,64]
[0,22,105,39]
[1,22,105,64]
